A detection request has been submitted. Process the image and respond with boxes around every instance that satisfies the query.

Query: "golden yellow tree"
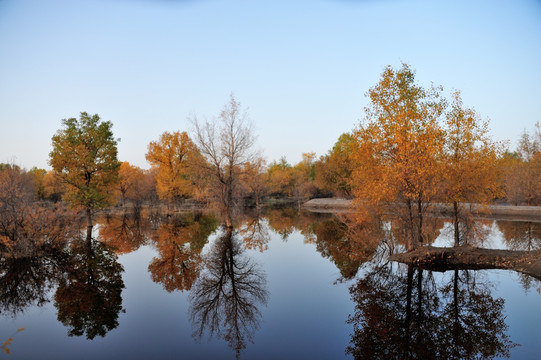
[145,131,203,205]
[442,91,502,245]
[352,64,446,250]
[117,161,148,208]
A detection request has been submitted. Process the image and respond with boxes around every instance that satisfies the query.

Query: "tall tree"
[49,112,120,241]
[145,131,203,206]
[352,64,446,250]
[192,94,256,226]
[442,91,502,246]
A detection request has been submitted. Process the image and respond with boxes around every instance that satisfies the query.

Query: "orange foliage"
[352,64,445,249]
[145,131,203,203]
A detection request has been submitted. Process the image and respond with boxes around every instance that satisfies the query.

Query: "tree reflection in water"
[99,211,149,254]
[148,213,218,292]
[347,263,515,359]
[189,225,268,358]
[0,252,65,316]
[54,239,124,339]
[498,221,541,251]
[497,220,541,292]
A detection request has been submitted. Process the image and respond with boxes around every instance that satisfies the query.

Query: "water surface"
[1,209,540,359]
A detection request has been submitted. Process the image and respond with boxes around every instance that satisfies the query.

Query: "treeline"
[2,64,541,248]
[3,116,540,211]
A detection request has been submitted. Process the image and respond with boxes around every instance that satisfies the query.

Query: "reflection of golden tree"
[264,207,329,243]
[347,264,515,359]
[54,240,124,340]
[389,215,445,249]
[313,212,382,279]
[98,213,149,255]
[148,214,218,292]
[264,207,298,240]
[190,226,268,358]
[498,221,541,251]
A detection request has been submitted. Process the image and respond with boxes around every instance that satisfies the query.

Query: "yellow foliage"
[145,131,204,202]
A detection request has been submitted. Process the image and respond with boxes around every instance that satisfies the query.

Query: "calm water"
[1,208,540,359]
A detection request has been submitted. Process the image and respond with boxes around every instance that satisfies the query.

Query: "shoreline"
[303,198,541,222]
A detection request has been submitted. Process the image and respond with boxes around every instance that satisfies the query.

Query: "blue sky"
[1,0,540,170]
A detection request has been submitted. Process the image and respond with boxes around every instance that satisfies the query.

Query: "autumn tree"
[49,112,120,241]
[239,157,268,207]
[352,64,446,250]
[116,161,155,211]
[442,91,502,246]
[503,128,541,205]
[43,170,65,202]
[0,164,35,251]
[266,157,295,197]
[145,131,203,206]
[291,152,318,201]
[314,133,357,197]
[29,167,47,201]
[192,95,256,226]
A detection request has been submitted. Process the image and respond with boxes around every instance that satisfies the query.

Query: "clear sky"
[1,0,540,170]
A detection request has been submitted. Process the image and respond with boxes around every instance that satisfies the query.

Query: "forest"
[1,63,541,252]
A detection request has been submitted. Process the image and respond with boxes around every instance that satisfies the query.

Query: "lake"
[1,207,540,359]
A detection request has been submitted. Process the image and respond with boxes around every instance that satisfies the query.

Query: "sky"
[0,0,540,170]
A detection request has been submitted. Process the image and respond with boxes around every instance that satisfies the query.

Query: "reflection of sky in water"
[432,220,510,249]
[0,214,540,359]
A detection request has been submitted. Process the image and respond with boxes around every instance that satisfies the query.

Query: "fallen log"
[389,246,541,281]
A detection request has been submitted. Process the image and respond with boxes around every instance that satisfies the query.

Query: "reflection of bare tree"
[238,210,270,252]
[347,264,514,359]
[189,226,268,358]
[54,240,124,339]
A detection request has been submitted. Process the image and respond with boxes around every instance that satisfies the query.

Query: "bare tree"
[191,94,256,226]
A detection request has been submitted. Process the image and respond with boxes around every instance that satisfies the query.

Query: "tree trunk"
[406,199,415,250]
[86,207,93,243]
[417,195,424,246]
[453,201,460,247]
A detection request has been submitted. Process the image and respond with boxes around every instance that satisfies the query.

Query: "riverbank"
[303,198,541,222]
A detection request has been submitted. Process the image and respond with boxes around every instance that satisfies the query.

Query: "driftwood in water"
[390,246,541,280]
